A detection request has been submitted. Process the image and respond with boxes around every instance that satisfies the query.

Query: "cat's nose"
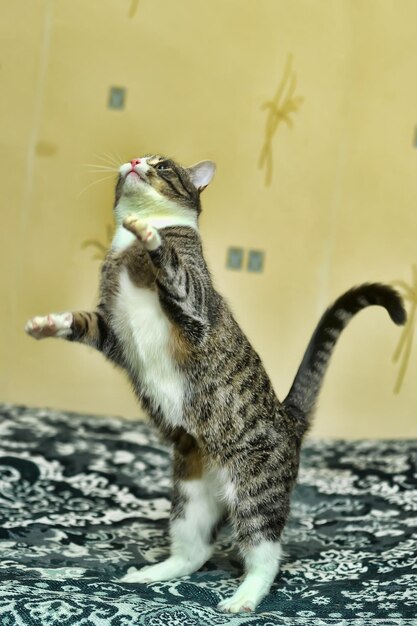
[130,159,141,167]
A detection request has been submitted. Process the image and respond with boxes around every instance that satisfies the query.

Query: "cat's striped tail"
[283,283,406,426]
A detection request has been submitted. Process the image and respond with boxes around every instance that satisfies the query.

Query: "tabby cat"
[25,154,406,612]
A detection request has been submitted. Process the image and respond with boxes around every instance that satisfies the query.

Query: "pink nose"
[131,159,141,167]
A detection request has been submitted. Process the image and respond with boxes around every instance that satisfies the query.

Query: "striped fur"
[284,284,406,421]
[25,154,407,612]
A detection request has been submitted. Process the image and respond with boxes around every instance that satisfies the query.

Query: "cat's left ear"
[186,161,216,192]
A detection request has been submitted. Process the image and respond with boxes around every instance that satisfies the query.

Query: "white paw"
[218,578,261,613]
[119,566,152,584]
[122,215,161,251]
[120,556,197,583]
[218,572,273,613]
[25,313,73,340]
[217,591,256,614]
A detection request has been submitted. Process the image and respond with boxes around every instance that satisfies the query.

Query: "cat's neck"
[112,195,198,251]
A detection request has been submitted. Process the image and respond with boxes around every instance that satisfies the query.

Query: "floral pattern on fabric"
[0,404,415,625]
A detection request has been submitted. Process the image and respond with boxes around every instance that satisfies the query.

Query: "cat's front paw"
[122,216,161,251]
[25,313,73,340]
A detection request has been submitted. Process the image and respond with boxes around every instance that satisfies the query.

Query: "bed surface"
[0,403,415,625]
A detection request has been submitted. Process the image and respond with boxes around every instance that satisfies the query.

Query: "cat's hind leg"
[218,456,291,612]
[217,540,282,613]
[121,456,225,583]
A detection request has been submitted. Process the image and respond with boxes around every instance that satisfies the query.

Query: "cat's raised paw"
[122,215,161,251]
[25,313,73,340]
[122,215,146,236]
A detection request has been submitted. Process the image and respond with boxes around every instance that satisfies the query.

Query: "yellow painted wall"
[1,0,416,438]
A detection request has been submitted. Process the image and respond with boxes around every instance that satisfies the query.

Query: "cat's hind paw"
[119,566,153,584]
[120,556,198,583]
[122,215,161,251]
[217,594,255,614]
[25,313,73,340]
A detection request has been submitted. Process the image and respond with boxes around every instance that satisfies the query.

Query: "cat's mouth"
[123,170,148,187]
[126,170,142,180]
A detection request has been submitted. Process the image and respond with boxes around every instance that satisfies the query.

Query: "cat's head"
[114,155,216,216]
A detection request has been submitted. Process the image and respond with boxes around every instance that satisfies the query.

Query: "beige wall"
[1,0,416,438]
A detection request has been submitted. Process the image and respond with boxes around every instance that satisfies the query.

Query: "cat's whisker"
[78,173,116,197]
[103,151,122,166]
[113,151,126,166]
[102,151,122,167]
[82,164,119,172]
[83,162,118,167]
[83,170,118,175]
[94,152,120,168]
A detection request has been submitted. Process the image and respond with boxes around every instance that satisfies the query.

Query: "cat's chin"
[122,174,147,195]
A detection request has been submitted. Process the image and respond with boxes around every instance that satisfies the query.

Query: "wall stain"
[128,0,140,18]
[392,264,417,394]
[259,54,304,186]
[36,141,58,157]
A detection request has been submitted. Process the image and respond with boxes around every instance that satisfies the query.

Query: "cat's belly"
[113,268,185,427]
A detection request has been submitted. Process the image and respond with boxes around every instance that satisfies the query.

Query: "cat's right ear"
[186,161,216,192]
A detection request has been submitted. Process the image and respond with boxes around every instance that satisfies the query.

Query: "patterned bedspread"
[0,404,415,626]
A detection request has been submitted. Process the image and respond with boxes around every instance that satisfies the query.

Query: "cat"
[25,154,406,613]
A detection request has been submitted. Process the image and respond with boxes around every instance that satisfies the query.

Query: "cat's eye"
[156,162,170,171]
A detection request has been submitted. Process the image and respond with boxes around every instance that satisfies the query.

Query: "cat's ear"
[186,161,216,192]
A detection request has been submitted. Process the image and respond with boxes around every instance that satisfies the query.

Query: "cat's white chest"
[114,268,185,427]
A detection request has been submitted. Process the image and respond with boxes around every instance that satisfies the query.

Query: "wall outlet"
[108,87,126,109]
[247,250,265,273]
[226,247,244,270]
